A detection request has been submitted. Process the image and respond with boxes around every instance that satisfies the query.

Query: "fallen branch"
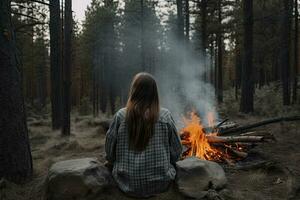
[240,131,276,141]
[220,116,300,135]
[230,149,248,158]
[224,158,235,166]
[204,122,238,133]
[206,135,265,143]
[216,118,229,128]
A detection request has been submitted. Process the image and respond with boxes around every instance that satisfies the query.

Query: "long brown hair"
[126,72,160,151]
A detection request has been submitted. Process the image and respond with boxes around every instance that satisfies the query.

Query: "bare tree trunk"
[235,48,241,100]
[62,0,72,135]
[240,0,254,113]
[100,60,107,113]
[185,0,190,43]
[217,0,223,103]
[234,0,242,101]
[200,0,208,82]
[36,37,47,110]
[293,0,299,103]
[0,0,33,182]
[141,0,145,71]
[176,0,184,41]
[280,0,292,105]
[92,72,96,117]
[49,0,62,129]
[214,38,218,97]
[210,40,214,85]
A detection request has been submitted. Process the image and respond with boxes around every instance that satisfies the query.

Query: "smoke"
[155,40,218,128]
[89,0,219,126]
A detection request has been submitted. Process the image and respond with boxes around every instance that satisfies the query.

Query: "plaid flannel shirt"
[105,108,182,197]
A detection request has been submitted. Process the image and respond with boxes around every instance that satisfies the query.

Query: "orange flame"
[181,112,223,161]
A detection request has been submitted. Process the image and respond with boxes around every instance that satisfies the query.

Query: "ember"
[180,112,250,163]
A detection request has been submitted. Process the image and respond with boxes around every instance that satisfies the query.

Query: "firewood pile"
[179,113,283,165]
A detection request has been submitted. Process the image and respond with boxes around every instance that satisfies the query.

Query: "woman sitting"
[105,72,182,197]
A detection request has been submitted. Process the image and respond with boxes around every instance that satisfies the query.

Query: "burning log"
[206,135,265,143]
[211,143,248,159]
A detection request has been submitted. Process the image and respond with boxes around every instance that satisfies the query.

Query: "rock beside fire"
[45,158,114,200]
[175,157,227,199]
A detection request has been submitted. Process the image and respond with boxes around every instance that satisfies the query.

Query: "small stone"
[176,157,227,199]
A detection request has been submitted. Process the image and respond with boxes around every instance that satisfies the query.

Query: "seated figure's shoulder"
[115,108,126,119]
[159,107,171,122]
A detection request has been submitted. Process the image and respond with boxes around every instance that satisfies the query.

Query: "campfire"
[180,112,273,164]
[181,112,223,161]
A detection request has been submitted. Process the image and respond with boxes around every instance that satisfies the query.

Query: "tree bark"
[214,38,218,96]
[49,0,62,129]
[217,0,223,103]
[62,0,72,135]
[200,0,208,82]
[240,0,254,113]
[280,0,292,105]
[0,0,33,182]
[293,0,299,103]
[36,36,47,110]
[176,0,184,42]
[140,0,146,71]
[185,0,190,43]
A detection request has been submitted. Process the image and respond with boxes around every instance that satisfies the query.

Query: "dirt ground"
[2,109,300,200]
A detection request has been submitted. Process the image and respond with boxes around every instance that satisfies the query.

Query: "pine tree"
[240,0,254,113]
[49,0,63,129]
[0,0,33,182]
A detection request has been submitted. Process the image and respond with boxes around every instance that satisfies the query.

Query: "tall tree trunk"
[105,0,116,114]
[214,38,218,97]
[240,0,254,113]
[200,0,208,82]
[217,0,223,103]
[49,0,62,129]
[62,0,72,135]
[0,0,33,182]
[176,0,184,42]
[234,0,241,101]
[36,38,47,110]
[185,0,190,43]
[92,72,96,117]
[100,55,107,113]
[293,0,298,103]
[235,50,241,100]
[280,0,292,105]
[141,0,145,71]
[210,39,214,85]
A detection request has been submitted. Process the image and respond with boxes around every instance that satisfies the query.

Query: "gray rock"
[176,157,227,199]
[45,158,114,200]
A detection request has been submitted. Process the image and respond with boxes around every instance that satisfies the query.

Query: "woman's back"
[105,107,182,197]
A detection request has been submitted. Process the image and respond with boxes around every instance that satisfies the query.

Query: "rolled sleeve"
[167,113,182,164]
[105,113,120,163]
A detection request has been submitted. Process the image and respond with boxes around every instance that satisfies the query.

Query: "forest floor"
[4,86,300,200]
